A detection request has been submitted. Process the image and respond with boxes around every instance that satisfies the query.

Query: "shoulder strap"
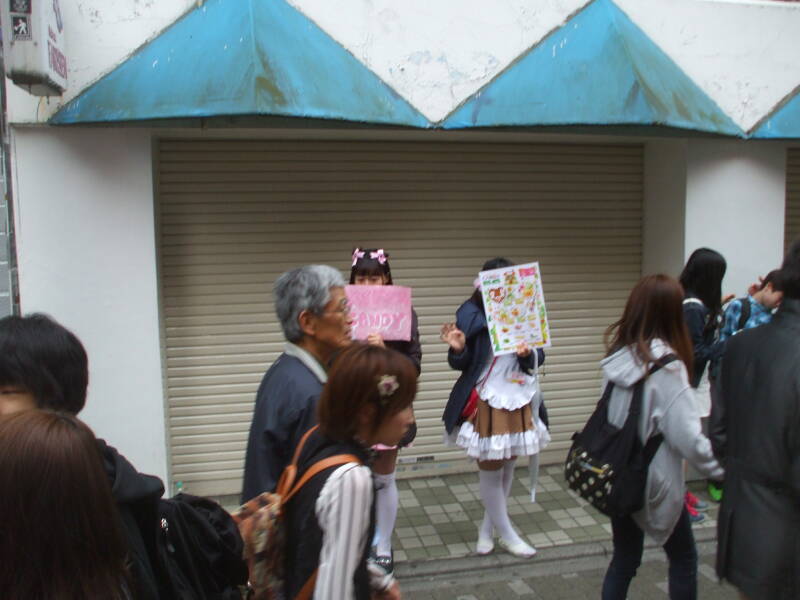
[295,570,318,600]
[282,454,362,504]
[629,354,678,457]
[275,425,320,497]
[737,297,751,331]
[627,354,679,419]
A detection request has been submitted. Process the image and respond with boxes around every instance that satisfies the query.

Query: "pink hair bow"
[352,248,365,266]
[370,249,387,265]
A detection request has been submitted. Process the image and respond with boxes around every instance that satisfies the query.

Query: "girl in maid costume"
[350,247,421,576]
[440,257,549,558]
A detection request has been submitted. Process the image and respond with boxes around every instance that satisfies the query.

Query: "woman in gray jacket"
[600,274,724,600]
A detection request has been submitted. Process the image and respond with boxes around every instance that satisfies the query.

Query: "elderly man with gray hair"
[241,265,352,501]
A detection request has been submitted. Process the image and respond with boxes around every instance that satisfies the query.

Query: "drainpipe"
[0,46,20,315]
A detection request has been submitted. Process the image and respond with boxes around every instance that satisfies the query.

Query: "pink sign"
[345,285,412,341]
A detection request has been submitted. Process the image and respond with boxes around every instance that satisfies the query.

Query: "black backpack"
[153,493,249,599]
[563,355,677,517]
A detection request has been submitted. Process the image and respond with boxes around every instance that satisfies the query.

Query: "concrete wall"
[11,126,167,483]
[643,138,788,292]
[642,139,687,278]
[0,193,11,317]
[684,139,787,296]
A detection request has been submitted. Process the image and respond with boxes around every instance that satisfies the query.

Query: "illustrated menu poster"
[479,262,551,355]
[345,285,412,341]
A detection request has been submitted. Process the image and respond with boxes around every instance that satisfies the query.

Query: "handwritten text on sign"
[345,285,412,341]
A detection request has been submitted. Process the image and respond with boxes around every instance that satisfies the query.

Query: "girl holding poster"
[440,257,548,559]
[350,247,421,577]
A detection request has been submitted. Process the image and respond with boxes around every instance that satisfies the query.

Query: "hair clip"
[370,249,388,265]
[377,374,399,398]
[352,248,365,267]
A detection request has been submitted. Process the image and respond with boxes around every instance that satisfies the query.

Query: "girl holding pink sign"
[350,247,422,577]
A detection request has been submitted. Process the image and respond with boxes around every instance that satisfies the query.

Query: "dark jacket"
[442,299,545,434]
[385,308,422,374]
[683,295,725,386]
[241,353,323,502]
[99,439,165,600]
[710,298,800,600]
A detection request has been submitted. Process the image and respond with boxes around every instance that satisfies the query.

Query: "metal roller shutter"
[157,139,643,496]
[787,148,800,251]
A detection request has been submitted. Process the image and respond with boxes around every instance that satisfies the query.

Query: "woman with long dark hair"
[0,410,132,600]
[600,275,723,600]
[679,248,728,512]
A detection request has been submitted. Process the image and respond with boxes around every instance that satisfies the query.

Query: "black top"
[99,439,164,600]
[284,430,374,600]
[683,295,725,386]
[711,298,800,598]
[385,307,422,374]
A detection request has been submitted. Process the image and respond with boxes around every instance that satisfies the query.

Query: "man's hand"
[440,322,466,353]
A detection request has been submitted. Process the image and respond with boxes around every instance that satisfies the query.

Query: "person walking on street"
[710,239,800,600]
[679,248,728,515]
[241,265,353,501]
[600,274,723,600]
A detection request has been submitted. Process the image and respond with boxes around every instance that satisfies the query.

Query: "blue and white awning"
[51,0,800,138]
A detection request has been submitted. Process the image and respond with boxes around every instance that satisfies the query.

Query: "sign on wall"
[479,262,551,355]
[1,0,67,95]
[345,285,412,341]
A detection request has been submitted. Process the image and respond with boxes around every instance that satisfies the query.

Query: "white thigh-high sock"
[373,472,398,557]
[478,466,525,545]
[479,458,517,541]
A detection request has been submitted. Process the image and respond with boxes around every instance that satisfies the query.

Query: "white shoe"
[476,536,494,555]
[498,537,537,558]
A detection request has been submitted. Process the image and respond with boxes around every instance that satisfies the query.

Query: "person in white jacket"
[600,274,724,600]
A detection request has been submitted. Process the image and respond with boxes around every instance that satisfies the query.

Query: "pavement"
[390,464,737,598]
[220,463,736,598]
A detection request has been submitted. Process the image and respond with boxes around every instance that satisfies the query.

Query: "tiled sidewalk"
[392,464,719,563]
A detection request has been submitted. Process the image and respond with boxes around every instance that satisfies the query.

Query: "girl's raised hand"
[367,332,386,348]
[440,322,466,353]
[515,342,532,357]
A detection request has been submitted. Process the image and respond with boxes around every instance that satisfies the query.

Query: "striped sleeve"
[313,463,374,600]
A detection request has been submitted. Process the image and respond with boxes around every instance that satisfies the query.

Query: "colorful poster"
[478,262,551,355]
[345,285,412,341]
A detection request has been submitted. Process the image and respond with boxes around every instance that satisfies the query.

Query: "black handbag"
[564,355,677,517]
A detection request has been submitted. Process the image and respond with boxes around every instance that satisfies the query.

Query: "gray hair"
[274,265,346,342]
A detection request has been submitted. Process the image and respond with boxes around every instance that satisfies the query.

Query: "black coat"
[241,353,323,502]
[442,299,545,435]
[711,297,800,600]
[100,439,165,600]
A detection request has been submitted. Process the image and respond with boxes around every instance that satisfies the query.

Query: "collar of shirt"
[284,341,328,383]
[747,295,774,318]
